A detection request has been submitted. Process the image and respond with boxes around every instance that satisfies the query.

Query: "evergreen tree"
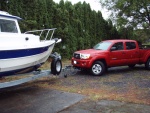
[0,0,123,59]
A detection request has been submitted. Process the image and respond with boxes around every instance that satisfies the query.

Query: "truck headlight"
[80,54,90,59]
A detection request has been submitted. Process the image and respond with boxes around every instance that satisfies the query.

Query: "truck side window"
[126,42,136,50]
[111,42,123,51]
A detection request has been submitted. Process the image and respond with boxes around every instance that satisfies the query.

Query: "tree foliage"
[100,0,150,29]
[100,0,150,43]
[0,0,123,58]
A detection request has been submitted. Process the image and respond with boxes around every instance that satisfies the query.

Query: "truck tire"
[51,58,62,75]
[91,61,105,76]
[145,58,150,70]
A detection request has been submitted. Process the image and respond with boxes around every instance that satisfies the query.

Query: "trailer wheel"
[145,58,150,70]
[51,58,62,75]
[91,61,105,76]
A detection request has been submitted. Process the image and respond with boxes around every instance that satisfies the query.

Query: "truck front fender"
[88,55,107,68]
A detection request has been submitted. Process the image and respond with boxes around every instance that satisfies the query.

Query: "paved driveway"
[0,86,84,113]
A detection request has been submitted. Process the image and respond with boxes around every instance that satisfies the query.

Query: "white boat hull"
[0,40,56,76]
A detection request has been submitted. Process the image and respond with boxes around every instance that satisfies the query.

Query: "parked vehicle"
[72,39,150,75]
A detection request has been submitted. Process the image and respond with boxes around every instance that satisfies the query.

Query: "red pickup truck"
[72,39,150,75]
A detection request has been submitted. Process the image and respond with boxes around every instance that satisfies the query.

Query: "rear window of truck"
[125,42,136,50]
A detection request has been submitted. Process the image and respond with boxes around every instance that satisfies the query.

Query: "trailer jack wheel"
[51,58,62,75]
[64,74,67,78]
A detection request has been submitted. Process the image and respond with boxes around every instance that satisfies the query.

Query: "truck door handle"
[122,52,125,54]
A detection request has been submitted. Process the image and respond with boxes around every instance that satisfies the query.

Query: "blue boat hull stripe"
[0,44,54,59]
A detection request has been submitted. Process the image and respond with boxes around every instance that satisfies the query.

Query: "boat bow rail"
[24,28,57,41]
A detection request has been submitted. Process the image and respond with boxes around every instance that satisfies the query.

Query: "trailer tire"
[145,58,150,70]
[51,58,62,75]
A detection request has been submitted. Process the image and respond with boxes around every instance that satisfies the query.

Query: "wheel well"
[145,57,150,63]
[93,59,107,67]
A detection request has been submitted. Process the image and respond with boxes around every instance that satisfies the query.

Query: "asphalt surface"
[59,99,150,113]
[0,86,84,113]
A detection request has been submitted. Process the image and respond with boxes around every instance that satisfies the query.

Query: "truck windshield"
[93,42,112,50]
[0,19,18,33]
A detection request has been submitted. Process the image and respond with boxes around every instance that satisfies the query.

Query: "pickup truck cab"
[72,39,150,75]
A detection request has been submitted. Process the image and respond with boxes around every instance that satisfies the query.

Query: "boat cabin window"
[0,19,18,33]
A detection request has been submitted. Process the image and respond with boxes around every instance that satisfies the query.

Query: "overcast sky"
[53,0,110,19]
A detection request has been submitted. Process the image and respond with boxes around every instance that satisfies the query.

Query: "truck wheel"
[145,58,150,70]
[91,61,105,76]
[51,58,62,75]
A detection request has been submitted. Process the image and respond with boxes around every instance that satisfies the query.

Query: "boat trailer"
[0,54,78,89]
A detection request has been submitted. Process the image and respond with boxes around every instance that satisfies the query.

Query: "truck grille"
[73,53,80,59]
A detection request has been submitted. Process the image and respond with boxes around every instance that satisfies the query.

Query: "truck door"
[109,42,126,66]
[124,42,139,64]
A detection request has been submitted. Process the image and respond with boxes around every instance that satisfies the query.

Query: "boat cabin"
[0,11,41,47]
[0,11,21,34]
[0,11,56,43]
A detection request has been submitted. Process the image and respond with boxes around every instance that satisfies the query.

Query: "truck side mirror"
[110,47,117,51]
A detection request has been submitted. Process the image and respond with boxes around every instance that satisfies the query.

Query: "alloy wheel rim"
[92,64,102,74]
[56,61,61,72]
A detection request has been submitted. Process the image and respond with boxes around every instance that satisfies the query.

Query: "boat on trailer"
[0,11,62,77]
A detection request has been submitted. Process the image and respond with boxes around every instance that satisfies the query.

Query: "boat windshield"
[93,41,112,50]
[0,19,18,33]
